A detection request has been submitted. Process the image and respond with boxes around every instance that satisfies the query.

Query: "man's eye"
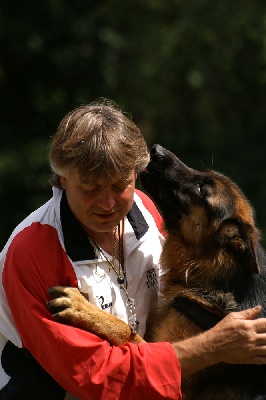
[81,186,98,193]
[113,180,132,191]
[113,185,127,191]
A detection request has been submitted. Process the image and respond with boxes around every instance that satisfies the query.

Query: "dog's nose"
[151,144,165,157]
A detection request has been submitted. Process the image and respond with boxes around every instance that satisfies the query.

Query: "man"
[1,100,266,399]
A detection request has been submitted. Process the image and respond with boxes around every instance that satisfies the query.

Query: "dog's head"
[140,144,260,276]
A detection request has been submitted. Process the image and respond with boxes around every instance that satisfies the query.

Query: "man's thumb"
[236,305,262,320]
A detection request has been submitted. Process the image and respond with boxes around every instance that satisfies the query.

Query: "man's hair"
[49,99,150,188]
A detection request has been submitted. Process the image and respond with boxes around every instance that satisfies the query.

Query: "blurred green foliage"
[1,0,266,247]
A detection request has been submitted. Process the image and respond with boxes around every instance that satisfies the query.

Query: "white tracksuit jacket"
[0,188,181,400]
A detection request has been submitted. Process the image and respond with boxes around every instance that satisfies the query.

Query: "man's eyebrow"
[79,174,132,186]
[80,179,92,184]
[79,176,96,184]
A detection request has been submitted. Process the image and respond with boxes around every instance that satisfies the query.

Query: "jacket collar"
[60,191,149,262]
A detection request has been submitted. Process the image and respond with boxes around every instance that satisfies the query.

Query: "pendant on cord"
[117,276,125,285]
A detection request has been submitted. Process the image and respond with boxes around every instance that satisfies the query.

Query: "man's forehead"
[79,171,135,185]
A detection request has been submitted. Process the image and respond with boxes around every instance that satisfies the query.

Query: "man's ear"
[60,176,66,189]
[216,219,260,274]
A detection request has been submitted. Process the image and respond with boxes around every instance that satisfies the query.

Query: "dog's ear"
[216,219,260,274]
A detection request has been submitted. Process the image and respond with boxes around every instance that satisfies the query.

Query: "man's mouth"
[94,212,116,219]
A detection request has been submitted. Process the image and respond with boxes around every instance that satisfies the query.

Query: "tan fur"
[48,287,144,345]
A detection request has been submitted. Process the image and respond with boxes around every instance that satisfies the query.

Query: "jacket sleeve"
[2,222,181,400]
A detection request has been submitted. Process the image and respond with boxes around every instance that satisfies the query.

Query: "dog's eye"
[197,183,206,196]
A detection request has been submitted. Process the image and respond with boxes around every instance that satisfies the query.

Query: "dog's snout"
[151,144,165,158]
[151,144,162,154]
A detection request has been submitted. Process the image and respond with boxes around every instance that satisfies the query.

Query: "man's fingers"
[254,322,266,334]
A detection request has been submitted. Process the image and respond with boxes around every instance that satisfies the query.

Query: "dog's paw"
[47,286,145,345]
[47,286,89,326]
[48,286,80,300]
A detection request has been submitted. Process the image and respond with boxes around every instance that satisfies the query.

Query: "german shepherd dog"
[48,144,266,399]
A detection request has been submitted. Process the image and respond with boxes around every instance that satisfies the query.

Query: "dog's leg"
[47,286,144,346]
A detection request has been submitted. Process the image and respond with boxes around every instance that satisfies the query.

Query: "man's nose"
[97,190,116,210]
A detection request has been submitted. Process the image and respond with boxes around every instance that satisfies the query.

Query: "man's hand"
[174,305,266,377]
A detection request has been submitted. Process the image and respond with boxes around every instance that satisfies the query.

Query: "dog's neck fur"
[159,233,257,316]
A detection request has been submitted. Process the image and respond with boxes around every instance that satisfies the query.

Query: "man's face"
[60,169,136,235]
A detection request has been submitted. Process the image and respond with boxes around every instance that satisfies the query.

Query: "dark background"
[1,0,266,248]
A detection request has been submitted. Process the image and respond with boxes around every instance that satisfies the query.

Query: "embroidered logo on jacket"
[97,296,112,310]
[146,267,158,288]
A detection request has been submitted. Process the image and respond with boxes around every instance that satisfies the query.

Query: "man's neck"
[88,228,119,258]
